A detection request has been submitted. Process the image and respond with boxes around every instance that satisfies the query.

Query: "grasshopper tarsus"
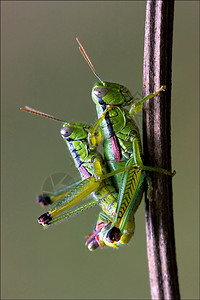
[37,195,51,207]
[37,212,52,226]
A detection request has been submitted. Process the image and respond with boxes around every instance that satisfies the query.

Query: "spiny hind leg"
[37,179,83,206]
[37,176,101,226]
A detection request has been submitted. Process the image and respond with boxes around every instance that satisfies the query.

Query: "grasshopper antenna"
[76,37,105,85]
[20,106,66,123]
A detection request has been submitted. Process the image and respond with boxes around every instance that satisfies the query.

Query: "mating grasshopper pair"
[21,38,175,250]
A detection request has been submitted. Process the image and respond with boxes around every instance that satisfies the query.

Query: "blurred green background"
[2,2,199,299]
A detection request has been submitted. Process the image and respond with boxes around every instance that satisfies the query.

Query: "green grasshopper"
[21,39,175,250]
[76,38,176,247]
[21,106,136,250]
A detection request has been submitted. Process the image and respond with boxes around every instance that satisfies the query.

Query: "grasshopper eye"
[60,127,73,137]
[93,87,108,98]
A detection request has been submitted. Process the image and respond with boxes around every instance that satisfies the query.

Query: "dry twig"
[143,1,180,299]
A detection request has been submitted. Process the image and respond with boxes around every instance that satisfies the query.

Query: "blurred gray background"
[2,2,199,299]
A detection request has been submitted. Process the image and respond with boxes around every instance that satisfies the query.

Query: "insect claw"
[172,170,176,176]
[85,233,92,238]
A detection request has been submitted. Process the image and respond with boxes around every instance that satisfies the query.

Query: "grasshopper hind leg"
[36,179,83,207]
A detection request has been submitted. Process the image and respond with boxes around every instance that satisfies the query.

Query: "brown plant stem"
[142,1,180,299]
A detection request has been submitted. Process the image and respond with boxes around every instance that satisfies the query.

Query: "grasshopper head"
[76,38,133,107]
[60,122,91,141]
[91,82,133,106]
